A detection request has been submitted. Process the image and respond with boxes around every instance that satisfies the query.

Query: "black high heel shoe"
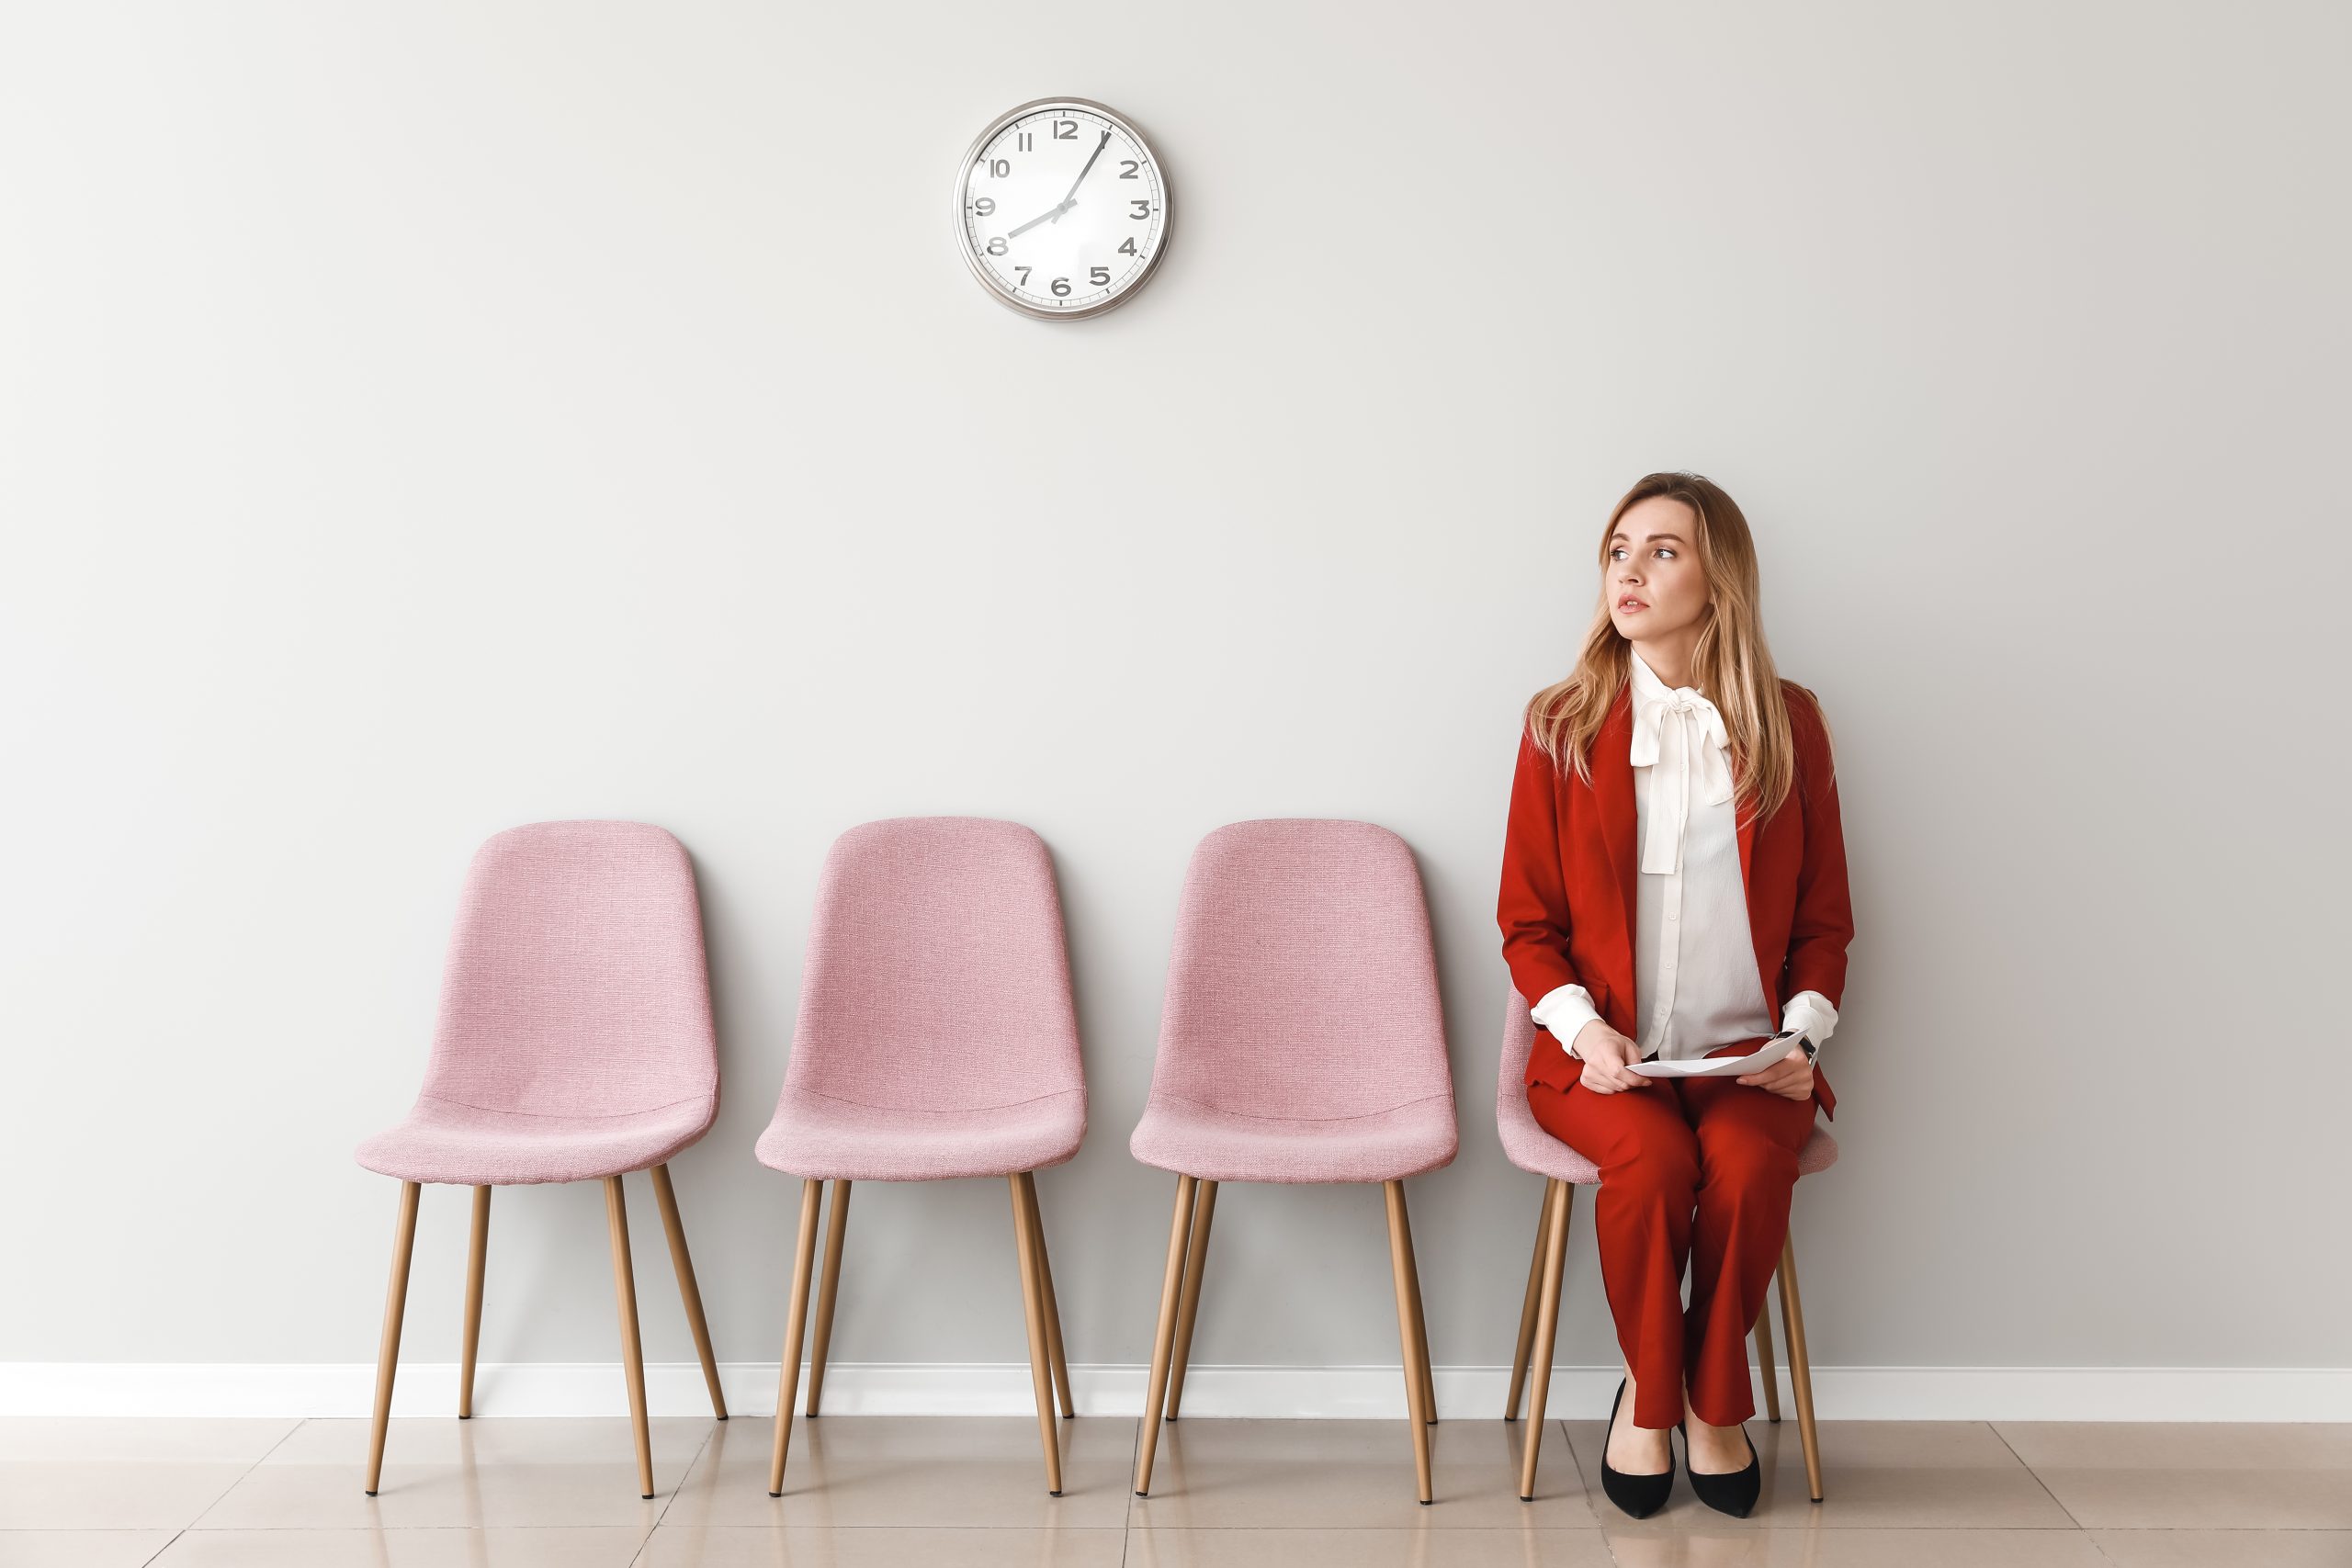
[1600,1375,1676,1518]
[1675,1415,1762,1517]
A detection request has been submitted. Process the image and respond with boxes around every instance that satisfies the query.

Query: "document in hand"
[1623,1031,1808,1079]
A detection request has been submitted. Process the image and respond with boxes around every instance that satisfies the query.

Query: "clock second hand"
[1005,130,1112,241]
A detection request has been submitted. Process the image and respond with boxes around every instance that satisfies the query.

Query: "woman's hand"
[1569,1021,1657,1094]
[1736,1040,1815,1100]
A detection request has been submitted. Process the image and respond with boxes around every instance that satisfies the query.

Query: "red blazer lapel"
[1591,684,1640,1000]
[1736,763,1770,1012]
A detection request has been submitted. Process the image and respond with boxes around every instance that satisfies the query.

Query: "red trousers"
[1525,1039,1818,1430]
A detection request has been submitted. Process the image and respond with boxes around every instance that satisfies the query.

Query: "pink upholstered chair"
[755,817,1087,1498]
[354,820,726,1500]
[1130,819,1459,1504]
[1497,984,1840,1503]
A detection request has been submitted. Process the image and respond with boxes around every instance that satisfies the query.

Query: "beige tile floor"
[1,1413,2346,1566]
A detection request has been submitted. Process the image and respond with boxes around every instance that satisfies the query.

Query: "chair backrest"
[1149,818,1453,1122]
[421,820,718,1121]
[1497,981,1538,1122]
[782,816,1083,1114]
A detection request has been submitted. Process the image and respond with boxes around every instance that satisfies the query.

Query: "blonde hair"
[1523,470,1835,827]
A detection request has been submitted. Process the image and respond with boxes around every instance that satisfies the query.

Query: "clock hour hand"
[1006,198,1073,240]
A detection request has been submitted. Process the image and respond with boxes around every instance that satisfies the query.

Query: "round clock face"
[956,98,1170,321]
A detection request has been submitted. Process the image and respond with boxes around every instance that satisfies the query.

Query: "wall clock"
[955,98,1170,321]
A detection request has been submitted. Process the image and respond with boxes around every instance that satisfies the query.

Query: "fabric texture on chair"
[356,820,719,1186]
[1496,982,1837,1182]
[755,817,1087,1182]
[1129,818,1458,1184]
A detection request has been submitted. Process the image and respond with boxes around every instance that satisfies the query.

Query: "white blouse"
[1530,649,1839,1063]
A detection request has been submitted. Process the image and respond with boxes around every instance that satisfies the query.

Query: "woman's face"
[1607,496,1710,639]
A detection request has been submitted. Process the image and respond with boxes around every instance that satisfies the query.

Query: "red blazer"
[1498,678,1853,1120]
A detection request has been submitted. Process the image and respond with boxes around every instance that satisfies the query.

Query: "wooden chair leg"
[805,1179,853,1416]
[1134,1173,1198,1496]
[603,1176,655,1499]
[1776,1229,1826,1502]
[766,1179,823,1496]
[1505,1180,1556,1420]
[1753,1275,1782,1423]
[1382,1180,1435,1504]
[458,1186,490,1419]
[1019,1172,1076,1419]
[363,1181,422,1495]
[1164,1178,1217,1421]
[1394,1182,1437,1426]
[650,1164,727,1421]
[1009,1174,1065,1495]
[1518,1179,1573,1502]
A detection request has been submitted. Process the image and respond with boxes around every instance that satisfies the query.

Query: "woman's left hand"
[1735,1043,1815,1100]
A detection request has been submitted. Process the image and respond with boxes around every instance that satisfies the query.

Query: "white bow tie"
[1629,684,1734,874]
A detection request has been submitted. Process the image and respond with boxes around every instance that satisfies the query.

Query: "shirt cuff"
[1781,991,1839,1053]
[1531,984,1603,1058]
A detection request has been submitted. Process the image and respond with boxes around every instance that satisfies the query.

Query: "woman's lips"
[1618,598,1648,611]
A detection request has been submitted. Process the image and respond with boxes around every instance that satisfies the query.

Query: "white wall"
[4,0,2345,1402]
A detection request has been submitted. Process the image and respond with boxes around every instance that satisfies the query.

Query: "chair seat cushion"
[1129,1091,1458,1184]
[356,1092,718,1186]
[755,1086,1086,1182]
[1498,1091,1604,1183]
[1498,1087,1839,1183]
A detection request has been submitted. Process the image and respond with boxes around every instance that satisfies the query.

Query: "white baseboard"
[3,1361,2346,1421]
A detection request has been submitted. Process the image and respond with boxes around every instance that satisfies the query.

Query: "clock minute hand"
[1055,130,1112,210]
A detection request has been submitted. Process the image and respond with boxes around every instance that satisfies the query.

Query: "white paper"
[1623,1031,1806,1078]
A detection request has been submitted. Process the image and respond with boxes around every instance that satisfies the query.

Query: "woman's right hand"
[1570,1021,1657,1093]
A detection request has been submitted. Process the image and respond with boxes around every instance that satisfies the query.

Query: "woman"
[1497,471,1854,1519]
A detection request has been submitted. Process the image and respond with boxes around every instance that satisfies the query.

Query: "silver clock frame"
[954,96,1172,322]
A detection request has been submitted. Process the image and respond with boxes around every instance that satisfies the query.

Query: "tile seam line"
[628,1417,717,1566]
[150,1413,305,1561]
[1988,1417,2092,1532]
